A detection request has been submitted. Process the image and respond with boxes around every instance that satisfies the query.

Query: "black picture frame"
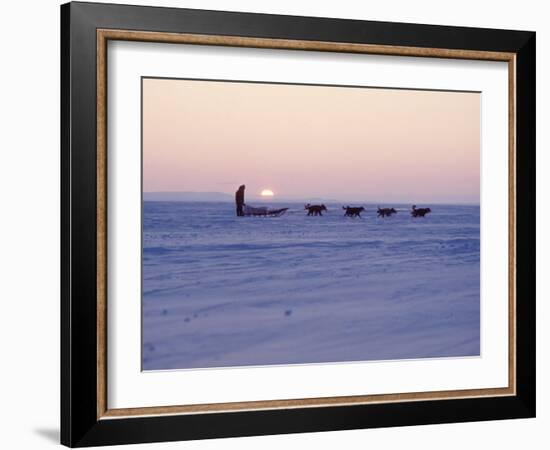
[61,1,535,447]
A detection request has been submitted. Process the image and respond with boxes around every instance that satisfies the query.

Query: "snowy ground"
[142,202,480,370]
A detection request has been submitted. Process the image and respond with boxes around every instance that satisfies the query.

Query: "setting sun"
[260,189,274,197]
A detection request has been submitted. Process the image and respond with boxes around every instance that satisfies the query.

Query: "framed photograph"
[61,2,536,447]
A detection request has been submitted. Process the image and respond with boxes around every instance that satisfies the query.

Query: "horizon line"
[143,196,480,206]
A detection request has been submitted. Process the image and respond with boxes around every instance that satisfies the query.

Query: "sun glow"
[260,189,274,197]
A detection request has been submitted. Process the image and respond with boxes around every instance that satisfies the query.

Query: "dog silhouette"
[343,206,365,217]
[305,204,327,216]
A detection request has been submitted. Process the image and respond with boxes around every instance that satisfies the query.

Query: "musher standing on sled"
[235,184,245,216]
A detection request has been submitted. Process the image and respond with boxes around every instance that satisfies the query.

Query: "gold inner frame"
[96,29,517,420]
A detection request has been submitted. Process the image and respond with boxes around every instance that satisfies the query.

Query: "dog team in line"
[235,185,431,218]
[304,204,432,218]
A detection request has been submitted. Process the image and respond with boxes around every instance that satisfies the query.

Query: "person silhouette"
[235,185,246,216]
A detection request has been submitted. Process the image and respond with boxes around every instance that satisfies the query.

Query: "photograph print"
[141,77,480,371]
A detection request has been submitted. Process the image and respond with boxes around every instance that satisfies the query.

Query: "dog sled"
[243,205,289,217]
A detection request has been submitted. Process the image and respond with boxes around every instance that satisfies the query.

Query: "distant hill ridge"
[143,192,344,202]
[143,192,232,201]
[142,192,479,205]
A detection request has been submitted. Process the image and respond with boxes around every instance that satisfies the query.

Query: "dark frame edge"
[60,2,72,447]
[76,396,534,448]
[514,31,536,418]
[62,2,102,447]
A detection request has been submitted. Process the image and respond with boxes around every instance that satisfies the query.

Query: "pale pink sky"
[143,78,480,203]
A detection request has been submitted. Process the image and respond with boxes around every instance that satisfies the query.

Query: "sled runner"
[243,205,289,217]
